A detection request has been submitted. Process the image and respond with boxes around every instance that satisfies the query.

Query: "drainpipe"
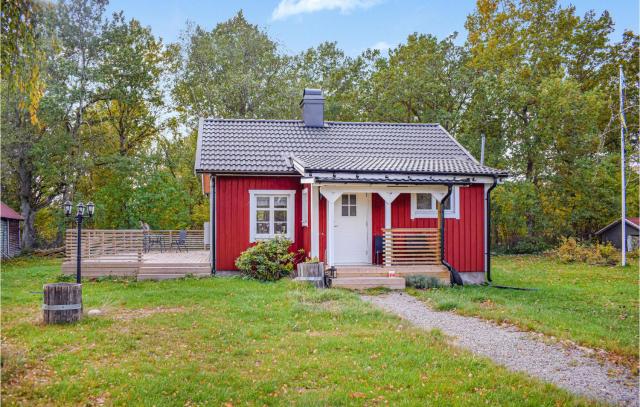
[485,177,498,282]
[440,184,463,286]
[210,175,216,275]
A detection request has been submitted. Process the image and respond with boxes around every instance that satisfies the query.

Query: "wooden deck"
[62,250,211,281]
[330,264,450,290]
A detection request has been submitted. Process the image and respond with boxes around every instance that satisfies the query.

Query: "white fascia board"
[311,172,497,184]
[317,184,449,195]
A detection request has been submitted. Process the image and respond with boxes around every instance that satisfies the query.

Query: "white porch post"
[378,192,400,266]
[310,185,320,259]
[320,190,342,267]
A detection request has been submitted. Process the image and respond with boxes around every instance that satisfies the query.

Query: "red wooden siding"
[382,186,485,272]
[216,177,485,272]
[371,194,385,264]
[215,176,305,271]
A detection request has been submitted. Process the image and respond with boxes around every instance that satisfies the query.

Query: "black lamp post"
[64,201,95,283]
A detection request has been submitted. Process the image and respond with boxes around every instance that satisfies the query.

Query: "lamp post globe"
[76,202,85,217]
[64,201,73,217]
[86,201,95,217]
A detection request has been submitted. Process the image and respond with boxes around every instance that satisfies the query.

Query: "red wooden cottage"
[195,89,507,287]
[1,202,23,258]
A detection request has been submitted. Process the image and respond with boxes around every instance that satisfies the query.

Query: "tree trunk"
[17,154,36,250]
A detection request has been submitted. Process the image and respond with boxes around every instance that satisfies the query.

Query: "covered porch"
[310,183,457,289]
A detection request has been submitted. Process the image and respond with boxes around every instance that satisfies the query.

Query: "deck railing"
[65,229,144,262]
[382,228,441,266]
[64,229,208,262]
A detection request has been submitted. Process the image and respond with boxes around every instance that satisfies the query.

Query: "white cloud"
[370,41,390,52]
[272,0,380,21]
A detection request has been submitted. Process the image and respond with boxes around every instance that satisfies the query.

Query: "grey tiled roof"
[196,119,506,176]
[292,155,504,175]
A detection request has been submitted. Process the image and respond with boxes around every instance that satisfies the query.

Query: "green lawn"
[0,257,594,406]
[412,255,639,368]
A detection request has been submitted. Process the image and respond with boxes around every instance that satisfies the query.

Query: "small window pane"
[256,197,270,208]
[350,205,356,216]
[256,222,270,234]
[342,205,349,216]
[274,210,287,222]
[443,196,451,210]
[349,194,356,205]
[416,194,432,210]
[274,197,287,208]
[274,222,287,234]
[342,195,348,205]
[256,210,270,221]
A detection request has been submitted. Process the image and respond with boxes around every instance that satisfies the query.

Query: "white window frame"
[301,188,309,227]
[410,187,460,219]
[249,190,296,242]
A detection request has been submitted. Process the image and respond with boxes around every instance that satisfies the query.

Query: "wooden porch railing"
[64,229,208,262]
[382,228,441,265]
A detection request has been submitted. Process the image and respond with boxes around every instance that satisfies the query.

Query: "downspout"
[483,177,537,291]
[485,177,498,283]
[440,184,464,286]
[210,175,216,275]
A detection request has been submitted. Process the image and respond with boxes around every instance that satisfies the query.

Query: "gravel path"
[362,292,638,406]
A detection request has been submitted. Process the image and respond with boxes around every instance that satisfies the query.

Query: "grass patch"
[413,255,639,367]
[1,256,595,405]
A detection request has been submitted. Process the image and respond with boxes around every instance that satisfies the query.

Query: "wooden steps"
[331,277,405,290]
[62,250,211,281]
[137,264,210,281]
[330,264,450,289]
[137,272,210,281]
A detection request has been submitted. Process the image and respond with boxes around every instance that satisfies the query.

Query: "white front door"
[333,193,371,265]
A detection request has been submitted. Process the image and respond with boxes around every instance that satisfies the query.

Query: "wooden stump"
[43,283,82,324]
[294,262,325,288]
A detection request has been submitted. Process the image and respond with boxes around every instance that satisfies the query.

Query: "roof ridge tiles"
[202,118,442,127]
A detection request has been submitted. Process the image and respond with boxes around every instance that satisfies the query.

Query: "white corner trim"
[410,187,460,219]
[249,190,296,243]
[310,186,320,258]
[301,188,309,227]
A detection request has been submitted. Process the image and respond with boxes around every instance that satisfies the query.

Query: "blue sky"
[106,0,638,55]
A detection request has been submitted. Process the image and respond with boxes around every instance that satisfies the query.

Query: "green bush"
[554,237,620,265]
[235,236,298,281]
[405,275,444,289]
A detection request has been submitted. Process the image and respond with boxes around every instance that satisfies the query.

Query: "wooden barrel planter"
[294,262,325,288]
[43,283,82,324]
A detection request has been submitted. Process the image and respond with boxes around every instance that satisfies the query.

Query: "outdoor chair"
[374,235,383,265]
[171,230,188,252]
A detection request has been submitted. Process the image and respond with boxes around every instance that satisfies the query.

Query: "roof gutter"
[440,184,464,286]
[301,167,509,177]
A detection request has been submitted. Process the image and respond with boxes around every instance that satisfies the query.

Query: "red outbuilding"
[195,89,507,287]
[1,202,23,258]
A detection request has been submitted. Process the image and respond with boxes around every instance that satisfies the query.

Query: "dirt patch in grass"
[1,342,29,384]
[108,306,189,322]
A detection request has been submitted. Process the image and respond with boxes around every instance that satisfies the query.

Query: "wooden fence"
[382,228,441,266]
